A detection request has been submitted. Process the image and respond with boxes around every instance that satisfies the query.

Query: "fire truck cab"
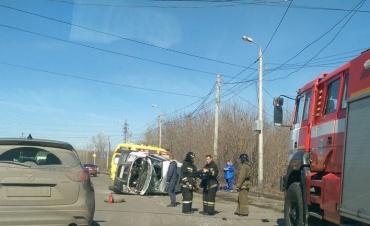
[274,49,370,226]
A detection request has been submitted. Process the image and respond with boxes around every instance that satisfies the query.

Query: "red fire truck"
[274,49,370,226]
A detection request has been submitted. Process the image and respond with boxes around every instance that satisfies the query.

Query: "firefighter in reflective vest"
[199,154,219,215]
[234,153,251,216]
[180,152,197,214]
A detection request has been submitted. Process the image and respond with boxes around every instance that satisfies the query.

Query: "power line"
[306,56,356,65]
[138,85,215,132]
[48,0,292,9]
[228,89,274,118]
[221,80,262,110]
[0,4,256,132]
[220,0,367,113]
[263,0,293,54]
[222,77,257,85]
[267,0,367,81]
[154,77,260,127]
[48,0,243,9]
[260,0,367,81]
[163,63,258,123]
[205,0,289,110]
[225,48,367,85]
[263,47,368,69]
[219,0,292,95]
[159,87,217,124]
[278,3,370,14]
[0,61,202,98]
[48,0,370,13]
[222,68,258,96]
[190,84,216,116]
[267,51,364,66]
[0,3,251,69]
[214,62,258,104]
[263,87,274,99]
[266,58,353,68]
[140,0,367,129]
[163,99,203,116]
[267,61,348,71]
[0,23,232,78]
[238,1,370,14]
[157,69,252,123]
[220,1,367,91]
[223,59,353,79]
[199,73,258,115]
[309,47,368,61]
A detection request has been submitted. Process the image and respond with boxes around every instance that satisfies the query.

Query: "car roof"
[0,138,74,150]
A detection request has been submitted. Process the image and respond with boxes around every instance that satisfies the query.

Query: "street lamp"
[151,104,162,148]
[242,35,264,188]
[242,35,254,43]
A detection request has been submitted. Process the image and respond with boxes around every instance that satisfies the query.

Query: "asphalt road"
[91,174,284,226]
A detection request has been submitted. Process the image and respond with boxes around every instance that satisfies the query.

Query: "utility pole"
[158,113,162,148]
[151,104,162,147]
[242,35,264,188]
[106,137,111,173]
[123,120,128,143]
[213,74,221,160]
[257,46,264,188]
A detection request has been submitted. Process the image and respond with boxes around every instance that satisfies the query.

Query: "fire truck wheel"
[284,182,304,226]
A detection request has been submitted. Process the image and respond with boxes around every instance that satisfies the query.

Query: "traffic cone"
[108,193,114,204]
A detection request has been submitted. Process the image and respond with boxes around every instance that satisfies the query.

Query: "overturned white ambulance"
[110,151,182,195]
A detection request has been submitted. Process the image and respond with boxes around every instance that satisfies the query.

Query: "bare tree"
[141,101,291,193]
[90,132,109,171]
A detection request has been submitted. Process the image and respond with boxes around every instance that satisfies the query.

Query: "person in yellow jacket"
[235,154,251,216]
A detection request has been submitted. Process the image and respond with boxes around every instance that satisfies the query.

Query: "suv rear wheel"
[284,182,305,226]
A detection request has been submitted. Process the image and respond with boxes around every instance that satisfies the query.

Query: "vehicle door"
[139,157,153,195]
[299,90,313,151]
[311,75,342,172]
[114,153,136,194]
[290,93,306,155]
[158,160,170,193]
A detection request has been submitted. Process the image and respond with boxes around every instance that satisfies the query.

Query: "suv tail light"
[66,169,90,182]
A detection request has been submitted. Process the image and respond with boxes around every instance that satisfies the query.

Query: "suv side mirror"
[273,97,284,125]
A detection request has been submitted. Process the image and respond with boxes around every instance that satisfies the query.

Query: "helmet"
[239,154,249,163]
[185,152,195,163]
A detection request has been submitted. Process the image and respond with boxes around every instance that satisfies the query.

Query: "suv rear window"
[0,146,80,167]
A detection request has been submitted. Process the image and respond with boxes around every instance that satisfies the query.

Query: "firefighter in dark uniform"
[180,152,197,214]
[199,155,219,215]
[234,154,251,216]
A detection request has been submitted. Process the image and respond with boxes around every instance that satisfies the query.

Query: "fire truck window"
[341,75,349,109]
[294,96,305,124]
[302,91,312,121]
[325,79,340,115]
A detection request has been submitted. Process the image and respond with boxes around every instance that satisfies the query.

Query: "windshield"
[294,95,305,124]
